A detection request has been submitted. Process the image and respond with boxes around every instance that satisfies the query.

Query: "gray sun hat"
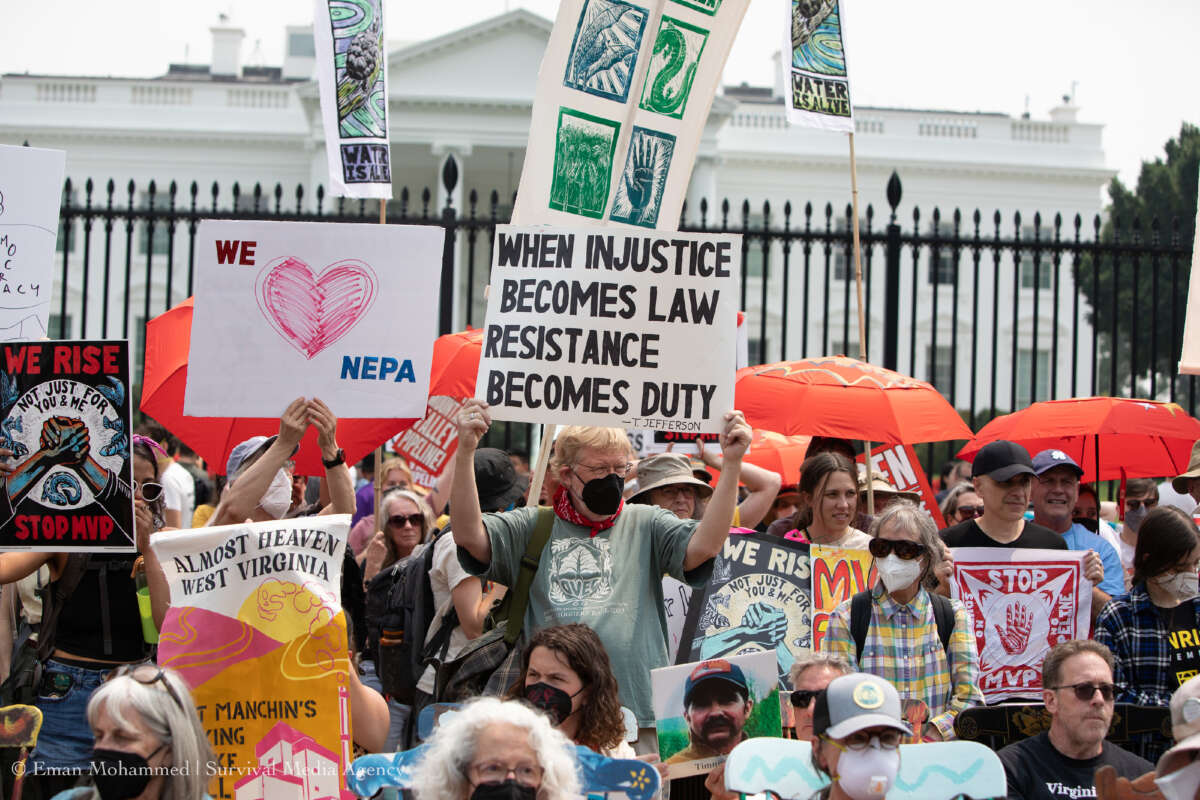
[812,673,912,739]
[225,435,298,480]
[629,453,714,502]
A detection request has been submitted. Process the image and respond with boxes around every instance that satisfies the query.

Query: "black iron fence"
[53,166,1196,471]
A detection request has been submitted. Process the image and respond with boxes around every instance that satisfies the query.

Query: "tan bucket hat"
[630,453,714,502]
[1171,440,1200,494]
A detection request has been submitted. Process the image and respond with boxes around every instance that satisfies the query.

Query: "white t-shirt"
[161,461,196,528]
[416,533,477,694]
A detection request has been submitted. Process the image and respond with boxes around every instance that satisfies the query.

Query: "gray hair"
[869,500,940,583]
[411,697,581,800]
[939,482,978,523]
[87,667,213,800]
[788,654,853,688]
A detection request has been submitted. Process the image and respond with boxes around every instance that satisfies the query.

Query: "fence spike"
[886,171,902,212]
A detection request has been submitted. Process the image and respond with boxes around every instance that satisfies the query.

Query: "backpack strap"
[35,554,90,662]
[929,592,956,655]
[850,590,872,664]
[503,507,554,646]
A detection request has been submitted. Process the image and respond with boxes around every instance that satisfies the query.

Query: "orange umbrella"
[428,328,483,399]
[734,355,973,444]
[140,298,417,476]
[744,430,811,482]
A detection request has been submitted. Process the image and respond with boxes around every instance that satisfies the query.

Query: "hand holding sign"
[278,397,309,451]
[456,399,492,452]
[308,397,339,458]
[719,411,752,460]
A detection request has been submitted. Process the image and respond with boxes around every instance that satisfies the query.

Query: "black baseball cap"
[474,448,528,511]
[971,440,1035,482]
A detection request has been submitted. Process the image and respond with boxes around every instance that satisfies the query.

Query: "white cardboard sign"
[476,225,739,433]
[0,144,67,340]
[185,219,442,418]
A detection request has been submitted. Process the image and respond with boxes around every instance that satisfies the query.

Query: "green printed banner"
[784,0,854,131]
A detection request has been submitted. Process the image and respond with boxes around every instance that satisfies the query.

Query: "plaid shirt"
[823,584,983,739]
[1094,584,1200,706]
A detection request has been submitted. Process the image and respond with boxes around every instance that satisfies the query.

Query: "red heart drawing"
[255,256,378,360]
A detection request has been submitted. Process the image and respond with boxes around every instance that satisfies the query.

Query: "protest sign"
[512,0,748,229]
[313,0,391,198]
[476,226,740,432]
[185,219,442,418]
[0,145,66,340]
[392,395,464,488]
[950,547,1091,703]
[0,340,133,551]
[810,544,875,652]
[652,649,780,778]
[663,576,693,663]
[857,443,947,528]
[154,516,353,800]
[783,0,854,131]
[679,532,810,688]
[1179,181,1200,375]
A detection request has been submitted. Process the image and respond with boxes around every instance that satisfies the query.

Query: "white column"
[686,155,719,227]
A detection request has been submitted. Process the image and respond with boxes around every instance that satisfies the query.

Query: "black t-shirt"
[1162,603,1200,690]
[941,519,1068,549]
[998,731,1153,800]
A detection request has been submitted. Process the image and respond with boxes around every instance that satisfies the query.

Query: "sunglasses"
[828,729,903,750]
[790,689,820,709]
[105,664,186,711]
[387,513,424,529]
[867,538,927,560]
[1052,682,1115,702]
[133,480,164,503]
[1125,498,1158,511]
[956,505,985,519]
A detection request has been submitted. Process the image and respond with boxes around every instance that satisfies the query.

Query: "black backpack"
[850,589,956,663]
[365,534,457,704]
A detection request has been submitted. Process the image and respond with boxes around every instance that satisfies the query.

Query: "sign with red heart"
[185,219,443,419]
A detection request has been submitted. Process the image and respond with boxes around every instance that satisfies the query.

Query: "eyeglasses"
[104,664,186,711]
[1052,682,1115,702]
[867,538,927,560]
[956,505,985,519]
[387,513,424,529]
[574,462,633,479]
[790,689,820,709]
[133,481,164,503]
[1126,498,1158,511]
[468,761,544,787]
[827,729,903,751]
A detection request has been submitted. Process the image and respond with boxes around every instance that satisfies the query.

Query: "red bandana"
[553,485,623,538]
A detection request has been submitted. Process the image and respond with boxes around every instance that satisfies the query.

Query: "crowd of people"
[8,394,1200,800]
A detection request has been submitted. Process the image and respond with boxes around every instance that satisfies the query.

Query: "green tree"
[1077,123,1198,397]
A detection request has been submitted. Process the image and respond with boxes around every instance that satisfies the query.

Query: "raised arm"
[697,438,780,529]
[309,398,354,515]
[450,399,491,565]
[684,411,752,571]
[211,398,307,526]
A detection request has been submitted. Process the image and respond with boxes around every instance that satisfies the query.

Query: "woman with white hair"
[411,697,580,800]
[51,664,213,800]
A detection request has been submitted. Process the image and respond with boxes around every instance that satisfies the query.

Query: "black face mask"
[1074,516,1099,533]
[470,779,537,800]
[576,472,623,516]
[91,746,163,800]
[524,681,581,725]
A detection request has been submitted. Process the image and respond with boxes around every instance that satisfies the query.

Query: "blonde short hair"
[549,427,633,474]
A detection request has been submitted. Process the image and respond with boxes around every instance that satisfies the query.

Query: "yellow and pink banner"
[810,544,875,651]
[152,516,354,799]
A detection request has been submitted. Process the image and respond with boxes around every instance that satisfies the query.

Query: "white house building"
[0,9,1115,414]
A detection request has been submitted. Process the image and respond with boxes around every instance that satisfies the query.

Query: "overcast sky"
[4,0,1197,189]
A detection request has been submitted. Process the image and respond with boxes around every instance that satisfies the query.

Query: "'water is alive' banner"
[784,0,854,131]
[153,516,355,799]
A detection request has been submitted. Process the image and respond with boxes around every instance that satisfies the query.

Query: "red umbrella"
[734,356,973,444]
[428,328,483,399]
[743,430,811,482]
[956,396,1200,482]
[141,298,417,476]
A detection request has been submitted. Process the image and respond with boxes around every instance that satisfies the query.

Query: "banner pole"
[373,197,388,530]
[526,424,557,508]
[848,132,875,517]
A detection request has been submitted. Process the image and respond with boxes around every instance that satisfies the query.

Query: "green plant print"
[549,108,620,219]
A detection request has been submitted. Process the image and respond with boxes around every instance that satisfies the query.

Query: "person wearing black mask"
[506,624,633,757]
[50,664,212,800]
[451,400,752,751]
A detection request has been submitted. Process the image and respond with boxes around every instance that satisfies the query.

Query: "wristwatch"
[322,448,345,469]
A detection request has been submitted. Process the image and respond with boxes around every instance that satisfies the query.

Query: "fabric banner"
[0,340,134,552]
[511,0,749,228]
[950,547,1091,703]
[392,395,464,488]
[0,144,66,340]
[1178,180,1200,374]
[783,0,854,131]
[153,516,354,799]
[312,0,392,198]
[857,443,947,528]
[810,544,874,652]
[185,219,442,418]
[679,532,811,689]
[476,225,739,432]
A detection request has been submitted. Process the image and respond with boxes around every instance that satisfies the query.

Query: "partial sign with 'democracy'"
[476,226,740,433]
